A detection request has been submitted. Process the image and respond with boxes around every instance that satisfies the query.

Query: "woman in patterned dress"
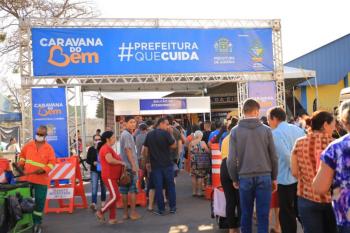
[188,130,210,197]
[313,100,350,233]
[291,111,337,233]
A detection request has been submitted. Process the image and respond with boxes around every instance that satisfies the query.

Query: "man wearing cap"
[18,125,56,233]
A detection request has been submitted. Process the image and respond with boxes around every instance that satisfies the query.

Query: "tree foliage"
[1,78,21,111]
[0,0,96,65]
[96,97,103,119]
[0,0,96,110]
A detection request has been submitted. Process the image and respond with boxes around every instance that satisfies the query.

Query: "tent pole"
[74,86,79,156]
[80,88,87,158]
[315,76,319,110]
[293,86,296,117]
[202,90,206,122]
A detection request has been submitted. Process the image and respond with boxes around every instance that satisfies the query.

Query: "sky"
[95,0,350,63]
[84,0,349,118]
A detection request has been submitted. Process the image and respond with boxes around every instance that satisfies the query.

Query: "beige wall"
[84,118,104,146]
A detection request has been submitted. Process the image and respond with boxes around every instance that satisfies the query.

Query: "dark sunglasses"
[36,133,46,137]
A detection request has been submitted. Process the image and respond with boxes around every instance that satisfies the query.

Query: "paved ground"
[44,172,303,233]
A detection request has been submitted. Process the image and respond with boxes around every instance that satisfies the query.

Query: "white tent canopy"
[101,91,173,101]
[284,66,316,80]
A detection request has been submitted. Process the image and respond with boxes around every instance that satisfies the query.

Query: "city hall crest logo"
[214,38,232,53]
[250,40,264,63]
[213,37,234,65]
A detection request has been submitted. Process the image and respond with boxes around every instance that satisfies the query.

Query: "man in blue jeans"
[227,99,278,233]
[143,117,177,215]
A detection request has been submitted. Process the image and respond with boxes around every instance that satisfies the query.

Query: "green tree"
[96,97,103,119]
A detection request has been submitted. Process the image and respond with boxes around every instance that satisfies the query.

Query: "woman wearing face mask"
[95,131,125,225]
[86,134,106,211]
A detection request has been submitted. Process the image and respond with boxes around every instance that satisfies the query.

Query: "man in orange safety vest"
[18,125,56,233]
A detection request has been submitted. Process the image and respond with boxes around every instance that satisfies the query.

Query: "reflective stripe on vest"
[25,160,46,168]
[47,164,54,169]
[33,211,43,216]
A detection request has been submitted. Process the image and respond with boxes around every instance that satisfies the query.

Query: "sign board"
[248,81,276,117]
[140,98,187,113]
[32,28,274,76]
[114,97,210,115]
[211,96,236,105]
[47,188,74,199]
[32,88,69,157]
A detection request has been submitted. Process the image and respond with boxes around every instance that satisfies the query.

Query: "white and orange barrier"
[205,143,222,200]
[44,156,88,214]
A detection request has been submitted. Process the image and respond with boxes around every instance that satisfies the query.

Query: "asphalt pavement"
[43,172,303,233]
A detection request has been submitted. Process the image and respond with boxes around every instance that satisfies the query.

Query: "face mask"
[35,135,45,142]
[94,140,101,148]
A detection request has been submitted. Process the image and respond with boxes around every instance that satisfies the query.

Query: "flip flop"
[95,211,106,223]
[130,214,141,221]
[108,219,124,225]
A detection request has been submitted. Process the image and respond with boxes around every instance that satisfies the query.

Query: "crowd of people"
[15,98,350,233]
[84,99,350,233]
[223,99,350,233]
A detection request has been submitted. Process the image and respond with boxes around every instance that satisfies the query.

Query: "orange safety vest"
[19,140,56,185]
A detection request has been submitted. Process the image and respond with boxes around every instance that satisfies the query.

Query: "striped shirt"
[292,132,333,203]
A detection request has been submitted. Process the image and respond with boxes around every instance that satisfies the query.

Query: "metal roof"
[285,34,350,86]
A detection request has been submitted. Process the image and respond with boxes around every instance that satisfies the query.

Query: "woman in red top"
[96,131,125,224]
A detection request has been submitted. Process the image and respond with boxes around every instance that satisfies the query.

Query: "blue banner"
[32,28,273,76]
[32,88,69,158]
[140,98,187,111]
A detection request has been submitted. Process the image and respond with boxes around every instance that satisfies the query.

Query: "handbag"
[213,187,226,217]
[211,186,230,229]
[194,143,211,170]
[118,167,132,187]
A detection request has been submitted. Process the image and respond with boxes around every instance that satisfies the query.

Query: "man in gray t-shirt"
[120,130,138,170]
[135,123,148,162]
[119,116,140,220]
